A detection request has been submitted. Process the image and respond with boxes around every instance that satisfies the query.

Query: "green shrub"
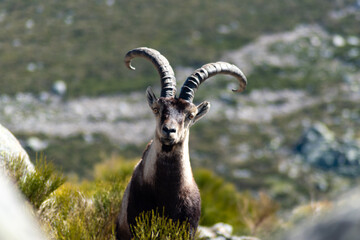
[5,155,65,209]
[4,154,280,239]
[39,181,124,240]
[195,168,279,236]
[38,158,129,240]
[131,209,195,240]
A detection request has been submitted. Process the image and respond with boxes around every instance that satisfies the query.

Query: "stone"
[295,122,360,176]
[26,137,48,152]
[0,123,33,172]
[0,168,46,240]
[197,226,217,239]
[197,223,260,240]
[52,80,67,96]
[282,188,360,240]
[232,237,261,240]
[211,222,233,238]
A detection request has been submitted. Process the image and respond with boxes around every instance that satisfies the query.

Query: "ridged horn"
[125,47,176,98]
[178,62,247,102]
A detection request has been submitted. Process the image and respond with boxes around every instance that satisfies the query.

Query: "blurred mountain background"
[0,0,360,236]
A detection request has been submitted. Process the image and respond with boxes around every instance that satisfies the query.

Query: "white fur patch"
[143,133,196,189]
[180,134,196,189]
[143,139,159,185]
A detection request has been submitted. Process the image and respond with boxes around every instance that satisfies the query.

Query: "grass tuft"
[130,209,194,240]
[5,154,65,209]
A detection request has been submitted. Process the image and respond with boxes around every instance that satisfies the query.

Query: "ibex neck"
[160,137,189,155]
[142,133,193,187]
[152,133,190,163]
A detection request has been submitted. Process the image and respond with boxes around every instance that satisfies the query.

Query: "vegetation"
[195,169,278,236]
[21,133,131,180]
[16,96,359,211]
[185,96,359,210]
[0,0,358,97]
[39,182,124,240]
[130,209,193,240]
[2,0,360,239]
[4,154,281,239]
[5,155,65,209]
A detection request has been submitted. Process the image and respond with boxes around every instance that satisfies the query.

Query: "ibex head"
[125,47,247,146]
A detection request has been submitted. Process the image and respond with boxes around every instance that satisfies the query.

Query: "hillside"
[2,22,360,205]
[1,0,360,237]
[0,0,358,96]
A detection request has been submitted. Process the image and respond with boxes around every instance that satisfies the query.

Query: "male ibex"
[116,47,247,239]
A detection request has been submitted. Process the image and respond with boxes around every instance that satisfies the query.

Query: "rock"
[211,223,233,238]
[0,168,47,240]
[282,188,360,240]
[295,122,360,176]
[232,237,261,240]
[0,123,33,172]
[52,80,67,96]
[26,137,48,152]
[198,223,260,240]
[332,35,346,47]
[198,226,217,239]
[212,237,227,240]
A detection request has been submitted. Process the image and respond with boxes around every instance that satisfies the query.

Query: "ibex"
[116,47,247,239]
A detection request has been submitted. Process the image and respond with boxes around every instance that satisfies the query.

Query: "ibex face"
[146,88,210,146]
[124,47,247,148]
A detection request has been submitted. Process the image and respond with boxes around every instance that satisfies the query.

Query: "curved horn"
[125,47,176,98]
[178,62,247,102]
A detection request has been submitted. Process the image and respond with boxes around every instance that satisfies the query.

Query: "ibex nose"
[162,126,176,135]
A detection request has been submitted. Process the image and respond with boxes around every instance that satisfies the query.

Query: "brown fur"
[116,94,209,240]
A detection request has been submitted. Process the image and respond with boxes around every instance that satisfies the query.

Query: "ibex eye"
[153,108,159,114]
[188,114,195,120]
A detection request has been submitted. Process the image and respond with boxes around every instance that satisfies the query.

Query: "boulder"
[295,122,360,176]
[198,222,260,240]
[0,123,33,172]
[282,188,360,240]
[0,168,47,240]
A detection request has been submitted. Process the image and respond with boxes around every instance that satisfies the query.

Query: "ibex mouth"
[160,137,176,146]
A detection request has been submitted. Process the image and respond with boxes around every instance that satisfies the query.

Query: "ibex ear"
[193,101,210,124]
[146,87,158,108]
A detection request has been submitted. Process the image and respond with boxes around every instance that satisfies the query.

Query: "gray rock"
[212,237,227,240]
[0,123,33,172]
[282,188,360,240]
[26,137,48,152]
[232,237,261,240]
[52,80,67,96]
[0,168,47,240]
[295,122,360,176]
[211,222,233,238]
[198,223,260,240]
[198,226,217,239]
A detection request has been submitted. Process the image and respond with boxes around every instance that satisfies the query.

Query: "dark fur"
[116,96,206,240]
[127,149,200,231]
[159,98,191,125]
[116,141,201,240]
